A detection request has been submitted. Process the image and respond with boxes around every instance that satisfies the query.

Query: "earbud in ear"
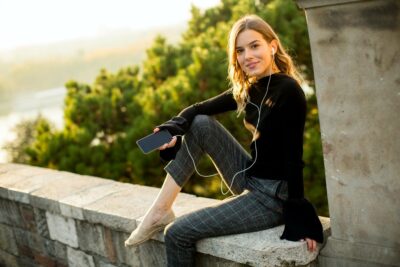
[271,48,275,55]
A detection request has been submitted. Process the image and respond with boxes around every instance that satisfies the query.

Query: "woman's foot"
[124,209,175,247]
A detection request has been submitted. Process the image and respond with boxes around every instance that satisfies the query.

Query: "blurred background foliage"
[5,0,328,216]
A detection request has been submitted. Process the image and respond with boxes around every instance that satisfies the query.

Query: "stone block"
[32,250,67,267]
[67,246,95,267]
[5,164,52,177]
[7,171,67,204]
[83,184,161,232]
[0,173,28,199]
[103,227,117,264]
[138,239,167,266]
[0,198,24,228]
[30,173,110,213]
[13,227,67,262]
[0,224,18,255]
[0,187,8,200]
[13,228,45,255]
[0,163,26,175]
[14,228,67,263]
[59,181,126,220]
[93,256,121,267]
[195,253,248,267]
[76,220,107,258]
[0,201,37,231]
[17,256,39,267]
[20,204,36,232]
[112,230,141,266]
[34,208,50,238]
[0,249,19,267]
[17,244,34,259]
[194,217,330,267]
[46,212,78,248]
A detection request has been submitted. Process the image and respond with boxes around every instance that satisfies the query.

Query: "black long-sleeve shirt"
[178,73,306,199]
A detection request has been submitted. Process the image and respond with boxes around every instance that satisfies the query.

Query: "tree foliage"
[8,0,328,215]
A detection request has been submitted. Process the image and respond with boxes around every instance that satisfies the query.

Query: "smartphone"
[136,130,173,154]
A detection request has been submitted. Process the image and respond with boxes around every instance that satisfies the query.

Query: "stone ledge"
[0,163,331,266]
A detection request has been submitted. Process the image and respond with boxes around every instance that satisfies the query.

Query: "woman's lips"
[246,62,258,70]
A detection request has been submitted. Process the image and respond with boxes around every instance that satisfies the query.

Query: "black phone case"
[136,130,173,154]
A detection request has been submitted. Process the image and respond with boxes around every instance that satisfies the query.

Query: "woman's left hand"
[301,238,317,252]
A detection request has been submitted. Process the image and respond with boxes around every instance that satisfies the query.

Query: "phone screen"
[136,130,173,154]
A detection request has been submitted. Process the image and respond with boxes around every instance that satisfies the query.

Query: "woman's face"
[235,29,275,80]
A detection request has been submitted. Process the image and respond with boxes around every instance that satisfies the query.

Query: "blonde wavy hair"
[228,14,303,115]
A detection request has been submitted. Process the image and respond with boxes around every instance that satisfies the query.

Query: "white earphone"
[272,47,275,55]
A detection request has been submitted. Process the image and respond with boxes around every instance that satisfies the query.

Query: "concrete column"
[294,0,400,266]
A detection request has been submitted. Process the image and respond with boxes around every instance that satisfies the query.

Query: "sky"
[0,0,220,51]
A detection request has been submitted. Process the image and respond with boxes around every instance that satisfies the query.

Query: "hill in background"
[0,24,185,96]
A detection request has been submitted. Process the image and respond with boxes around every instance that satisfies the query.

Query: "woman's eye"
[236,49,243,54]
[251,44,259,49]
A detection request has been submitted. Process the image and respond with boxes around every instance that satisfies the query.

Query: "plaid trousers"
[164,115,288,267]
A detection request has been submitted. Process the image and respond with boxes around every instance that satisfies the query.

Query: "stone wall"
[0,163,330,267]
[295,0,400,266]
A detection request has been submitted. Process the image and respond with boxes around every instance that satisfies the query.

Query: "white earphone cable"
[174,52,275,195]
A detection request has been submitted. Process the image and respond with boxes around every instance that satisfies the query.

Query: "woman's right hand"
[154,127,178,150]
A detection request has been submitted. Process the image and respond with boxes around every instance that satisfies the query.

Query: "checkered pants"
[164,115,288,266]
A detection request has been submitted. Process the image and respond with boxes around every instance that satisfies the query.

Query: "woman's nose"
[244,49,253,60]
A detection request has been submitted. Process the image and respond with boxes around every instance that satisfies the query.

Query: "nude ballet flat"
[124,210,175,247]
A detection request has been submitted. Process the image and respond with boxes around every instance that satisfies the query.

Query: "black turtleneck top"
[177,73,306,199]
[157,73,324,243]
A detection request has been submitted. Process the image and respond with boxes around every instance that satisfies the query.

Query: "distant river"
[0,87,66,163]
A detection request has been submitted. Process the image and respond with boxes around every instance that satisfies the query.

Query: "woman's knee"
[164,220,195,246]
[188,115,214,139]
[191,115,213,130]
[164,222,189,246]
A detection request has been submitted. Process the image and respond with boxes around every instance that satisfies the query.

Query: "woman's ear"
[270,40,278,55]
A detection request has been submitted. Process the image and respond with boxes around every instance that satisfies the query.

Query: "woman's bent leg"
[126,115,251,247]
[165,115,252,195]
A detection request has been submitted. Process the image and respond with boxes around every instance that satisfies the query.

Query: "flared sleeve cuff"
[159,137,182,161]
[280,198,324,243]
[157,116,189,162]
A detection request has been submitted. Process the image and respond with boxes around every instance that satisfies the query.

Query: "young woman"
[125,14,323,266]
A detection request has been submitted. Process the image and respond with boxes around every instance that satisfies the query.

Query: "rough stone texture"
[0,249,19,267]
[30,173,111,214]
[34,208,50,238]
[6,171,66,205]
[195,254,249,267]
[76,220,107,258]
[67,246,95,267]
[94,256,122,267]
[0,172,29,199]
[112,230,141,266]
[194,218,329,267]
[0,224,18,255]
[83,185,161,232]
[12,227,67,263]
[0,198,25,228]
[0,164,54,201]
[137,239,167,266]
[295,0,400,266]
[59,182,127,220]
[0,163,26,174]
[46,212,78,248]
[103,227,117,264]
[0,164,331,266]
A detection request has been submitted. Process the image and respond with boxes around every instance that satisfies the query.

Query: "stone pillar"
[294,0,400,266]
